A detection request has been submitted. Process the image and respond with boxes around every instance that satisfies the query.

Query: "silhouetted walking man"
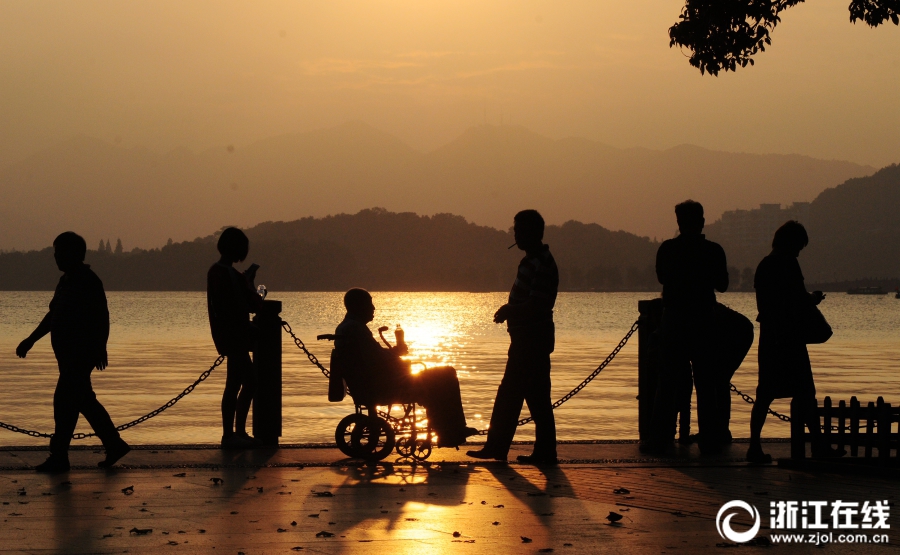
[16,232,130,472]
[468,209,559,464]
[651,200,729,454]
[207,227,263,449]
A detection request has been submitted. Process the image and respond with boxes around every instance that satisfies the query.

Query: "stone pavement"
[0,441,896,554]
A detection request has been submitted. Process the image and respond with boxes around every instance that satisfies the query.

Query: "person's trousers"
[412,366,467,444]
[49,361,122,458]
[650,316,724,444]
[483,342,557,458]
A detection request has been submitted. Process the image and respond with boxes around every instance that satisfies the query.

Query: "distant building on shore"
[707,202,810,270]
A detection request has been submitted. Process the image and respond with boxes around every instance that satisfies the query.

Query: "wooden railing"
[791,396,899,463]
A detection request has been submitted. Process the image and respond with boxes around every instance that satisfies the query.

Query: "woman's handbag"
[801,304,833,344]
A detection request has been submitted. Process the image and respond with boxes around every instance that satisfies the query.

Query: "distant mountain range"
[0,122,873,251]
[0,209,661,292]
[2,161,899,291]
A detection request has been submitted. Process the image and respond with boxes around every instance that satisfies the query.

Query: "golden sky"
[1,0,898,167]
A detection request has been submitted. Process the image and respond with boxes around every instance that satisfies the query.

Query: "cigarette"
[508,242,517,249]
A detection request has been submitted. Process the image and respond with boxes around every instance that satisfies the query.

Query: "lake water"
[0,291,898,446]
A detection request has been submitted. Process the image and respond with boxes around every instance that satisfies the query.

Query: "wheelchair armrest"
[317,333,340,341]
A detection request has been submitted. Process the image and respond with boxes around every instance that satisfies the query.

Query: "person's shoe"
[464,427,480,437]
[516,454,558,466]
[745,446,773,464]
[35,456,70,474]
[235,431,261,447]
[98,440,131,468]
[466,448,506,461]
[221,432,255,450]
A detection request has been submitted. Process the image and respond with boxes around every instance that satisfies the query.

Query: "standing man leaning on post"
[16,232,130,473]
[649,200,729,454]
[468,209,559,465]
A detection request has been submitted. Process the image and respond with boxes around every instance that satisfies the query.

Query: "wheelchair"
[318,332,435,462]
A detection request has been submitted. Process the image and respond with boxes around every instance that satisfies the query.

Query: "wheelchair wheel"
[355,416,396,461]
[335,413,369,458]
[411,438,432,461]
[395,436,413,459]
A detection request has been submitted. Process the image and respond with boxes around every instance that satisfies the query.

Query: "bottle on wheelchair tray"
[395,324,405,348]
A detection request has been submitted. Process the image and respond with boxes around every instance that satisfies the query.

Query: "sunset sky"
[1,0,898,170]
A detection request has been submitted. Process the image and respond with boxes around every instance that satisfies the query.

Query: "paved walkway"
[0,441,896,554]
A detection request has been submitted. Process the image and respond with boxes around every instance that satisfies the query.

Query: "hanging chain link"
[730,382,791,422]
[282,321,400,423]
[282,321,330,377]
[0,355,225,440]
[283,319,641,434]
[494,319,640,434]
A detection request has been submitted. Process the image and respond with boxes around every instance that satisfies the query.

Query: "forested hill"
[706,163,900,284]
[802,164,900,283]
[0,209,661,292]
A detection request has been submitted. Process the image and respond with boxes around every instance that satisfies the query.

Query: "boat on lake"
[847,286,885,295]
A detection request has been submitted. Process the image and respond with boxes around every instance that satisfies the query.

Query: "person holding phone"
[207,227,263,449]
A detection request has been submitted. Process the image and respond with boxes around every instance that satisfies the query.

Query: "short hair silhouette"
[344,288,372,312]
[514,209,545,240]
[675,200,704,232]
[217,227,249,262]
[772,220,809,251]
[53,232,87,261]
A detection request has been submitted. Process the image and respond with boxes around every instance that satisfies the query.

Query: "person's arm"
[494,293,555,323]
[494,255,556,323]
[656,242,670,286]
[90,279,110,370]
[16,312,51,358]
[242,265,264,313]
[714,244,729,293]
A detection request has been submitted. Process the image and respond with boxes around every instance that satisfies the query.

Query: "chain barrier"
[281,321,401,424]
[283,318,641,434]
[0,355,225,440]
[0,317,809,441]
[284,318,820,432]
[488,319,641,435]
[282,321,330,377]
[730,382,791,422]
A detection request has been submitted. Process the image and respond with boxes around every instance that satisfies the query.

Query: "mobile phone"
[247,263,260,273]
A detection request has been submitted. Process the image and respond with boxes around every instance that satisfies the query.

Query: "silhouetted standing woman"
[207,227,263,449]
[747,221,842,463]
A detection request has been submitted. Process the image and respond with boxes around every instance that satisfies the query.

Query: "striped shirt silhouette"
[507,244,559,329]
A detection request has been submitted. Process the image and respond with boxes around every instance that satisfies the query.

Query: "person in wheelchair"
[333,288,478,448]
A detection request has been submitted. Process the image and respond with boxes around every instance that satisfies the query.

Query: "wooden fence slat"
[850,397,860,457]
[837,399,846,452]
[865,401,876,458]
[877,398,890,460]
[791,398,806,459]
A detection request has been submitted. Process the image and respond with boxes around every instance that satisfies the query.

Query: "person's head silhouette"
[52,232,87,273]
[513,209,544,251]
[772,220,808,257]
[675,200,704,236]
[217,227,249,263]
[344,288,375,323]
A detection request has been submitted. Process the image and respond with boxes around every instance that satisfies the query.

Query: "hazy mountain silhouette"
[0,209,660,292]
[707,164,900,284]
[0,121,873,251]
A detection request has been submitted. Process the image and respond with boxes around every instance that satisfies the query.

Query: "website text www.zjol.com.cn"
[716,499,892,545]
